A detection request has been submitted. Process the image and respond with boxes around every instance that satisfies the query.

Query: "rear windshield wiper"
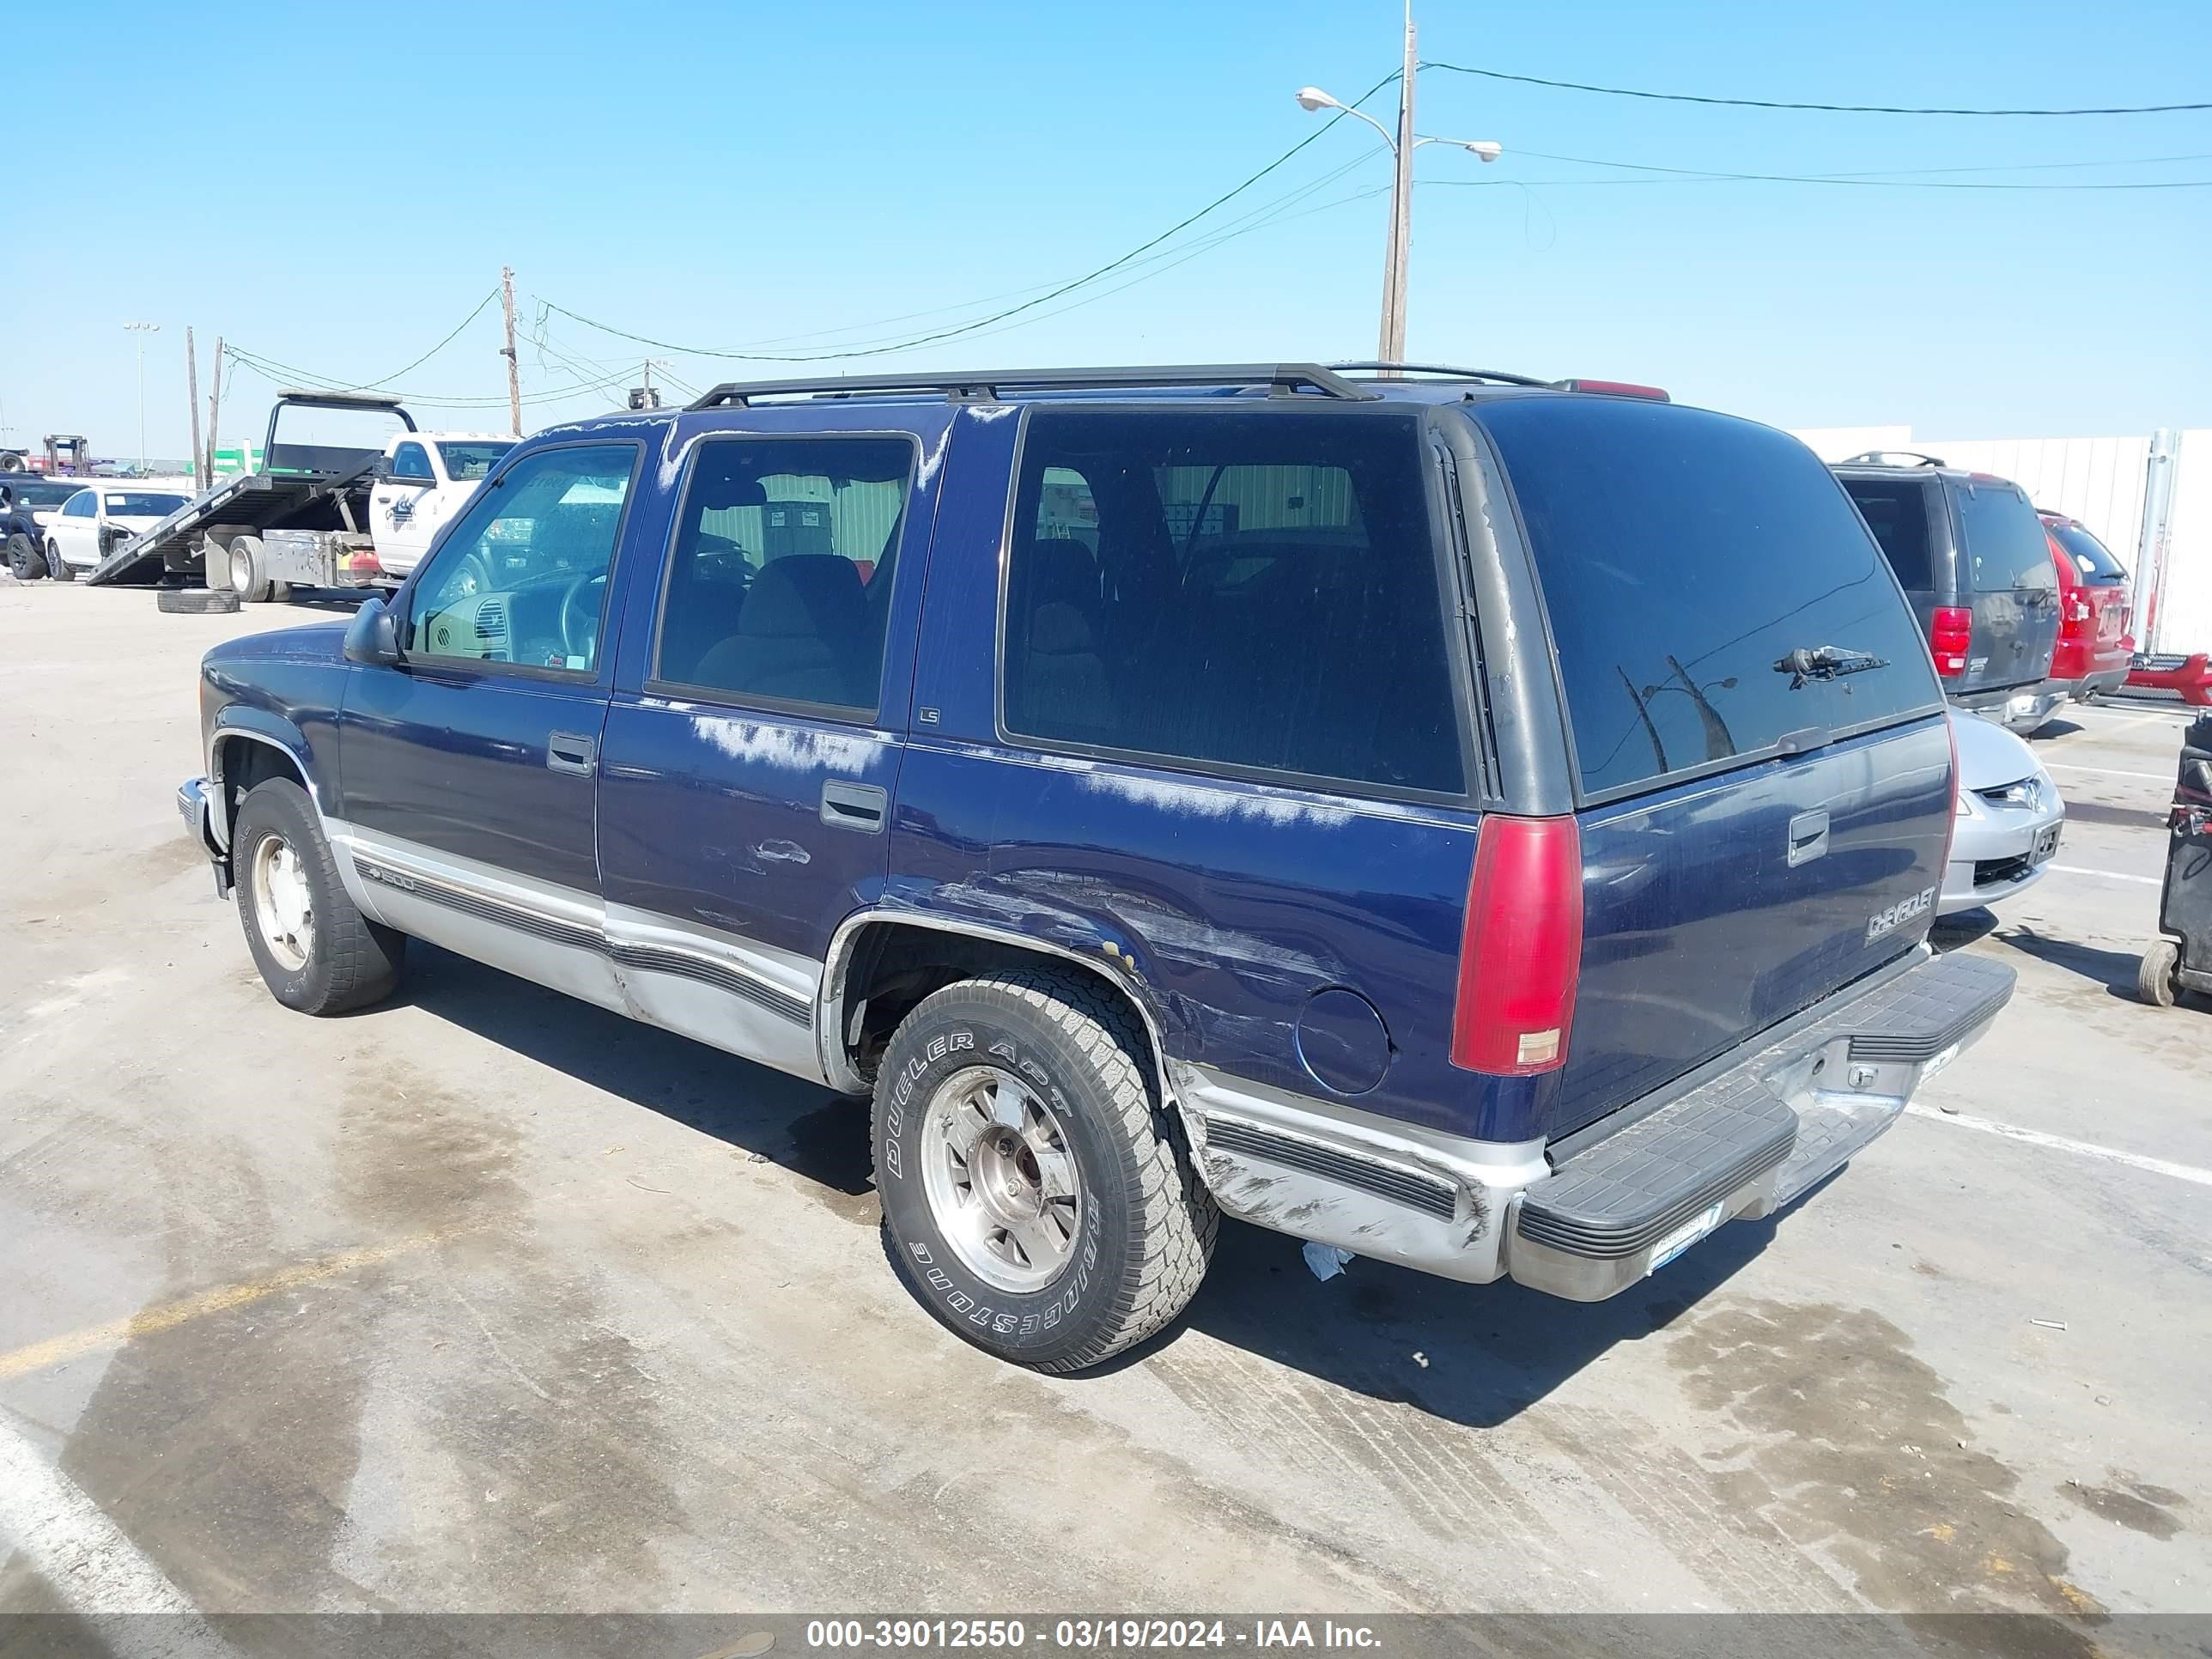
[1773,645,1889,689]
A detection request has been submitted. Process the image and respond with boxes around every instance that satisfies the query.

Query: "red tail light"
[2063,593,2092,634]
[1930,605,1972,678]
[1451,815,1583,1075]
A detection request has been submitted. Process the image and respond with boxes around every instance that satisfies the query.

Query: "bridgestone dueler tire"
[872,969,1218,1371]
[233,778,405,1015]
[156,586,240,614]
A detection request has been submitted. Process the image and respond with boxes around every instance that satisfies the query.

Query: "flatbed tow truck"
[87,391,421,604]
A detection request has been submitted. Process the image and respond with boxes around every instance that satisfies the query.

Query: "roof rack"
[1838,449,1948,469]
[687,363,1379,411]
[1331,361,1552,387]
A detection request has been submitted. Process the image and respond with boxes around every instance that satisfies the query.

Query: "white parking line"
[0,1417,239,1655]
[2049,864,2161,885]
[1905,1104,2212,1190]
[2043,762,2173,783]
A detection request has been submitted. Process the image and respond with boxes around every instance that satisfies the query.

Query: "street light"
[1296,7,1502,368]
[124,322,160,472]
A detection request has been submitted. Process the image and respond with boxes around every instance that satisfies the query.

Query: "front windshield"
[438,441,514,481]
[104,492,188,517]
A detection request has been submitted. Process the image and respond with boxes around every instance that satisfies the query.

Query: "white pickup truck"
[364,430,514,580]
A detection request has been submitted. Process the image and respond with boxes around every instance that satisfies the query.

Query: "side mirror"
[343,592,404,665]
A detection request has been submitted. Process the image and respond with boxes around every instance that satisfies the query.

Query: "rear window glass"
[1476,398,1942,800]
[2049,522,2128,584]
[1839,479,1935,592]
[1955,480,2059,593]
[1002,407,1463,795]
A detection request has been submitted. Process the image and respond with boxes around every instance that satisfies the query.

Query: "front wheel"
[233,777,405,1014]
[872,969,1217,1372]
[6,533,44,580]
[2138,938,2181,1009]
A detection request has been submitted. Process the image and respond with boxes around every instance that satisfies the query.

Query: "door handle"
[820,779,888,834]
[547,731,597,776]
[1787,809,1831,867]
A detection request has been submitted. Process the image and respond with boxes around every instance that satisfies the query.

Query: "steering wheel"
[558,570,607,665]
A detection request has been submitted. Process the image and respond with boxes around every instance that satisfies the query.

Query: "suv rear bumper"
[1182,945,2013,1297]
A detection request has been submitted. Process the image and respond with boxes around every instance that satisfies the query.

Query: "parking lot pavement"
[3,583,2208,1628]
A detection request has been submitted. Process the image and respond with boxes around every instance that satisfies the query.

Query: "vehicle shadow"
[1129,1201,1779,1427]
[1992,924,2145,1001]
[389,942,1781,1427]
[390,942,873,1201]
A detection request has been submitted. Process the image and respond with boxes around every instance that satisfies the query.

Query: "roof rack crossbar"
[1330,361,1552,387]
[686,363,1379,410]
[1838,449,1948,469]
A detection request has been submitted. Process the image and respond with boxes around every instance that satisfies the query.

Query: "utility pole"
[1378,0,1418,368]
[185,327,204,491]
[205,338,224,483]
[500,265,522,437]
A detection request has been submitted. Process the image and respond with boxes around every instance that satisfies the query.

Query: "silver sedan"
[1942,710,2065,917]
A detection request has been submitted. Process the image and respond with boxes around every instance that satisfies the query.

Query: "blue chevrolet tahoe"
[179,363,2014,1371]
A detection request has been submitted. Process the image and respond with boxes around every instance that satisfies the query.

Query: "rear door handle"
[820,779,888,834]
[547,731,597,776]
[1787,809,1831,867]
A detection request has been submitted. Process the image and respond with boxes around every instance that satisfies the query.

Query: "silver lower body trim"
[331,822,830,1084]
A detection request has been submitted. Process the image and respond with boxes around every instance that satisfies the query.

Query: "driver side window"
[406,443,635,673]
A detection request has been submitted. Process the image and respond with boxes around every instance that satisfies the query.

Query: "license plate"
[2033,823,2062,863]
[1647,1201,1726,1275]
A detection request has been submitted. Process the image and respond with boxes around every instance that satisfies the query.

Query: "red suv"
[2040,510,2134,701]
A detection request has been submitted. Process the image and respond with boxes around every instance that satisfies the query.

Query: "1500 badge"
[1866,885,1937,943]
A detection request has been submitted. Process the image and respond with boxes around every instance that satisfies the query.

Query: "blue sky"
[7,0,2209,459]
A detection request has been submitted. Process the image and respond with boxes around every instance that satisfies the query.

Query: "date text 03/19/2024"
[803,1620,1384,1650]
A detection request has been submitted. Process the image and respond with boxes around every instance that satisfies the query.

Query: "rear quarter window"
[1839,477,1936,592]
[1474,397,1943,801]
[1954,480,2059,593]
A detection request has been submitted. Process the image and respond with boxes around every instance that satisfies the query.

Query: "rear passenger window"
[653,437,914,715]
[1839,479,1935,592]
[1002,407,1464,795]
[1477,398,1942,800]
[1955,481,2060,593]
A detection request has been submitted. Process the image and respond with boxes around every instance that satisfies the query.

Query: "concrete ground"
[2,584,2207,1630]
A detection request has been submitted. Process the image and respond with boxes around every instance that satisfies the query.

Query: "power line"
[356,289,502,389]
[1433,155,2212,190]
[1420,60,2212,116]
[539,69,1404,364]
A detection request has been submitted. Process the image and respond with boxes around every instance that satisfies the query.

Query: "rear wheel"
[232,777,405,1014]
[872,969,1216,1372]
[6,533,44,580]
[2138,939,2180,1009]
[228,534,274,602]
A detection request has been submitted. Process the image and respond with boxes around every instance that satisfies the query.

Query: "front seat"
[693,554,866,708]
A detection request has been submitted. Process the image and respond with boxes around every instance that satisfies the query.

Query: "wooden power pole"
[185,327,204,491]
[204,338,224,485]
[500,266,522,436]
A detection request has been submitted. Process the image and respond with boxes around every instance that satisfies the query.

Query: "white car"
[368,433,514,576]
[1942,711,2066,917]
[46,486,193,577]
